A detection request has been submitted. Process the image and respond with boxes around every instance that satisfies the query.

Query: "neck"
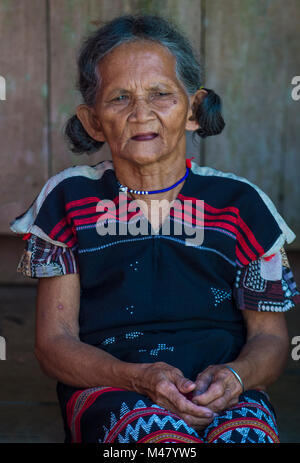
[113,154,187,200]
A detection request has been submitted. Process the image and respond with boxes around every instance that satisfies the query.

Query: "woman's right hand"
[132,361,215,430]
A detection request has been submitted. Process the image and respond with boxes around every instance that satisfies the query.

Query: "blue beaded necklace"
[117,158,193,195]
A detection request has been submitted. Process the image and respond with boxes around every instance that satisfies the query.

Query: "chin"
[117,150,164,165]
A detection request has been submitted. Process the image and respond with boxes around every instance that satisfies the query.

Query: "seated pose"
[10,14,300,444]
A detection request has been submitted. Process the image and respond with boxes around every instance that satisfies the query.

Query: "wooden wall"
[0,0,299,283]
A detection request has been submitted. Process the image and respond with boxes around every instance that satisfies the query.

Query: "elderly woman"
[10,14,300,444]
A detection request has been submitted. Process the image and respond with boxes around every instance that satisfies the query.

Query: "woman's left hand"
[191,312,290,416]
[190,364,243,415]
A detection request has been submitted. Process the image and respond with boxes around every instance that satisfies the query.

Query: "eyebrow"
[148,83,172,91]
[108,83,174,95]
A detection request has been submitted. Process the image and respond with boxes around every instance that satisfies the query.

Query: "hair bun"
[64,115,104,154]
[194,88,225,138]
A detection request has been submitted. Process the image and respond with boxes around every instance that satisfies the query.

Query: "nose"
[128,96,155,122]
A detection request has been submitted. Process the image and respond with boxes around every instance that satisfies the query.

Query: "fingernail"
[185,380,194,387]
[205,412,213,417]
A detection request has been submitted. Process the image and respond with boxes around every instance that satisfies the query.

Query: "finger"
[175,375,196,394]
[180,412,215,430]
[192,378,224,406]
[200,385,237,415]
[159,381,213,418]
[203,395,227,414]
[154,375,214,419]
[192,369,213,398]
[168,386,214,419]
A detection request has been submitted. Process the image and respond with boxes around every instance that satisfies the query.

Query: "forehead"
[97,40,183,91]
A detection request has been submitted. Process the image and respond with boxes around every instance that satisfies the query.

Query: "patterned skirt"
[56,383,279,443]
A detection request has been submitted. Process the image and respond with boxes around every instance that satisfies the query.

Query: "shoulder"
[190,161,296,257]
[9,159,114,237]
[190,161,264,197]
[42,159,114,194]
[191,161,282,211]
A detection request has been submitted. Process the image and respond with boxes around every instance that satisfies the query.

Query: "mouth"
[131,132,158,141]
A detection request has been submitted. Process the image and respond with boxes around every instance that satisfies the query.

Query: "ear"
[76,104,106,142]
[185,89,208,131]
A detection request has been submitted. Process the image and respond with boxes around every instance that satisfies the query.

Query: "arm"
[191,310,290,412]
[34,273,215,428]
[227,310,289,390]
[34,273,141,389]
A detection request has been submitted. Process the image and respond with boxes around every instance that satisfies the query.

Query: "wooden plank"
[204,0,300,248]
[204,1,287,216]
[0,0,48,234]
[49,0,202,174]
[280,0,300,248]
[132,0,202,52]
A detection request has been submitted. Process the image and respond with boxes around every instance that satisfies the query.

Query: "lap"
[200,389,279,443]
[56,383,279,443]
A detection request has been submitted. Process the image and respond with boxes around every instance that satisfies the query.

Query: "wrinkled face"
[87,40,196,165]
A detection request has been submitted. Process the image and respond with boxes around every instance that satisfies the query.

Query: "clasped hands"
[137,362,244,431]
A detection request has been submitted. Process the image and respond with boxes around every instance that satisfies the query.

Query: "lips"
[131,132,158,141]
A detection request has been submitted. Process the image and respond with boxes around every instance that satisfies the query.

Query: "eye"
[149,92,173,102]
[112,95,129,103]
[152,92,171,97]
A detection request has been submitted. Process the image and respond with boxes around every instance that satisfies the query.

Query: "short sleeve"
[235,183,296,266]
[233,247,300,312]
[9,172,77,248]
[16,234,79,279]
[9,172,79,278]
